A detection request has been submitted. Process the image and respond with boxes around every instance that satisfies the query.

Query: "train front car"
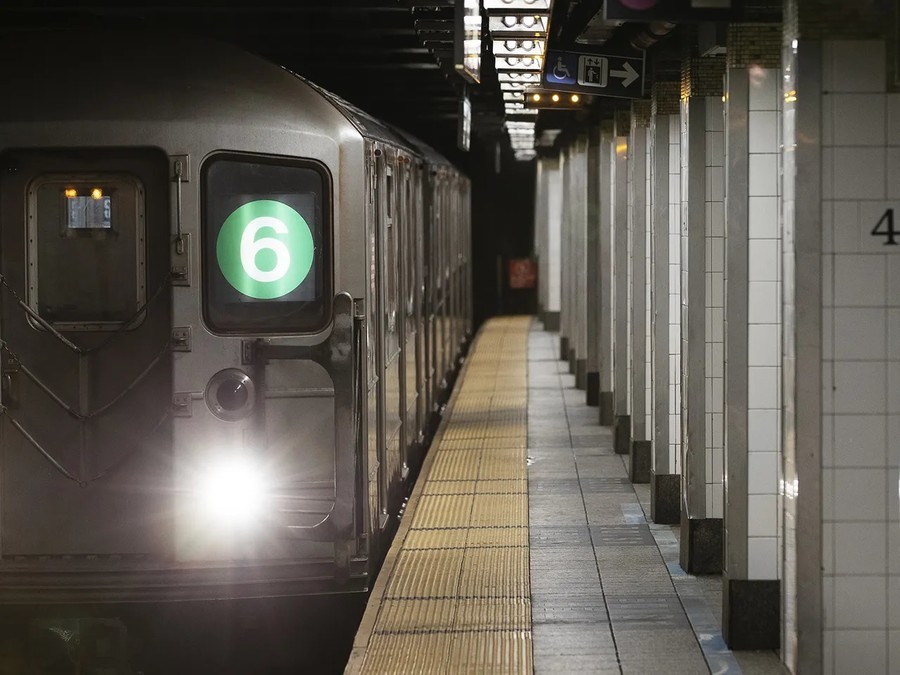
[0,31,373,605]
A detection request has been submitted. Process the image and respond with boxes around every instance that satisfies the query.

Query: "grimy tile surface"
[528,322,786,675]
[348,317,786,674]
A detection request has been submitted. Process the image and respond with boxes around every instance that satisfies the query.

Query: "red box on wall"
[509,258,537,289]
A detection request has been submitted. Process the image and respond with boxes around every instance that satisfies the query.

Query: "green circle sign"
[216,199,314,300]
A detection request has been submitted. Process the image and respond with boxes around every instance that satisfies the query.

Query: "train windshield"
[202,155,331,334]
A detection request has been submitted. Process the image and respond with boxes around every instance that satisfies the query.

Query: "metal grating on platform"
[348,316,533,674]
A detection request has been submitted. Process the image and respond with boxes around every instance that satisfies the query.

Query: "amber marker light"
[90,188,103,200]
[551,93,560,102]
[64,188,77,198]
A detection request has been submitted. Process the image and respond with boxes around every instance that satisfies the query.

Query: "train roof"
[0,27,452,168]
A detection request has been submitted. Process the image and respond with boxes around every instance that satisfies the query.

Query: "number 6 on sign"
[217,199,315,300]
[240,217,291,283]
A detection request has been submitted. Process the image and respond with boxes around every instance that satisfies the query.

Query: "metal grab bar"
[1,339,170,421]
[248,293,362,581]
[1,404,171,486]
[0,272,171,356]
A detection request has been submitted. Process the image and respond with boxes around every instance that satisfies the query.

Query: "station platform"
[346,317,787,674]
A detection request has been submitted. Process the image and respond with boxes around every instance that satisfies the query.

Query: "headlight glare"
[196,457,267,526]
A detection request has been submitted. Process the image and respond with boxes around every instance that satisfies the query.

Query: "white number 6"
[240,216,292,283]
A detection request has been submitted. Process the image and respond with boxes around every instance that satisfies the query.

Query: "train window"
[27,174,146,329]
[202,154,331,334]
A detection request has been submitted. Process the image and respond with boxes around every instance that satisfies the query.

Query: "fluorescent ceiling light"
[495,56,543,71]
[493,38,545,57]
[484,0,551,11]
[489,14,550,34]
[497,71,540,83]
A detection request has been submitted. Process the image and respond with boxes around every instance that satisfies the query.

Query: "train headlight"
[196,457,268,526]
[205,368,256,421]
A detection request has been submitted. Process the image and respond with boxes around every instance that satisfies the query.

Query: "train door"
[0,148,172,558]
[364,145,383,534]
[422,172,435,422]
[412,163,426,448]
[433,176,445,403]
[401,159,419,467]
[378,151,402,512]
[394,154,409,480]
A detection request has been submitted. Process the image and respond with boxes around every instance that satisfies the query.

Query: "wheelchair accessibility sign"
[543,49,644,99]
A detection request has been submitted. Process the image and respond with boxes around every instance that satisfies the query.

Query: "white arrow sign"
[610,61,639,87]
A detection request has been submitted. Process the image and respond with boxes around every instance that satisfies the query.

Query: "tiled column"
[679,55,726,574]
[612,109,631,454]
[722,23,782,650]
[628,100,652,482]
[571,135,590,390]
[559,146,572,362]
[535,157,562,330]
[782,3,900,672]
[598,120,616,425]
[586,125,602,406]
[650,81,682,524]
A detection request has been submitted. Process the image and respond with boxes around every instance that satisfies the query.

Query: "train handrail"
[247,292,361,581]
[0,272,171,356]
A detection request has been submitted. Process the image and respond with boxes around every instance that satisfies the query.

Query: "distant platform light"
[64,188,77,198]
[532,93,541,102]
[551,93,560,102]
[90,188,103,200]
[571,94,579,103]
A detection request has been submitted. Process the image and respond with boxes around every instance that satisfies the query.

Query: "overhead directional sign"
[543,50,645,99]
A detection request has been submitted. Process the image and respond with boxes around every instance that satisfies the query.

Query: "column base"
[629,440,651,483]
[559,336,569,361]
[541,311,560,331]
[614,415,631,455]
[586,372,599,407]
[679,515,722,574]
[650,472,680,524]
[575,359,587,390]
[568,348,576,374]
[599,392,614,426]
[723,577,780,650]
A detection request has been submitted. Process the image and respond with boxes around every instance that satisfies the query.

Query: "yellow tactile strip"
[347,316,532,675]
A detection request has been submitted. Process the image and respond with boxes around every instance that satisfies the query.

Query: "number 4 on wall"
[872,208,898,245]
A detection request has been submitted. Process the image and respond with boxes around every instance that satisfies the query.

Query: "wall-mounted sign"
[458,94,472,151]
[543,50,645,99]
[455,0,482,84]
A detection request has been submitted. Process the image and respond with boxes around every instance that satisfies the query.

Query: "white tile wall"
[669,115,682,474]
[646,133,653,438]
[613,136,630,415]
[819,37,898,675]
[705,96,726,519]
[746,68,783,581]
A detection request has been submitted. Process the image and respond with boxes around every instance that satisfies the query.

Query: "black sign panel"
[543,50,645,99]
[605,0,740,21]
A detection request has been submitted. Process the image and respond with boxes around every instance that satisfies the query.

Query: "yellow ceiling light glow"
[551,93,560,102]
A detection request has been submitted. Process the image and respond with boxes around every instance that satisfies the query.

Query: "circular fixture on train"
[205,368,256,421]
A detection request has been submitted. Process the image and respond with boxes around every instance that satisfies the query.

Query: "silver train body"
[0,31,471,603]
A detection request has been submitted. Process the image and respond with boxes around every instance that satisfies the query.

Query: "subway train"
[0,28,472,611]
